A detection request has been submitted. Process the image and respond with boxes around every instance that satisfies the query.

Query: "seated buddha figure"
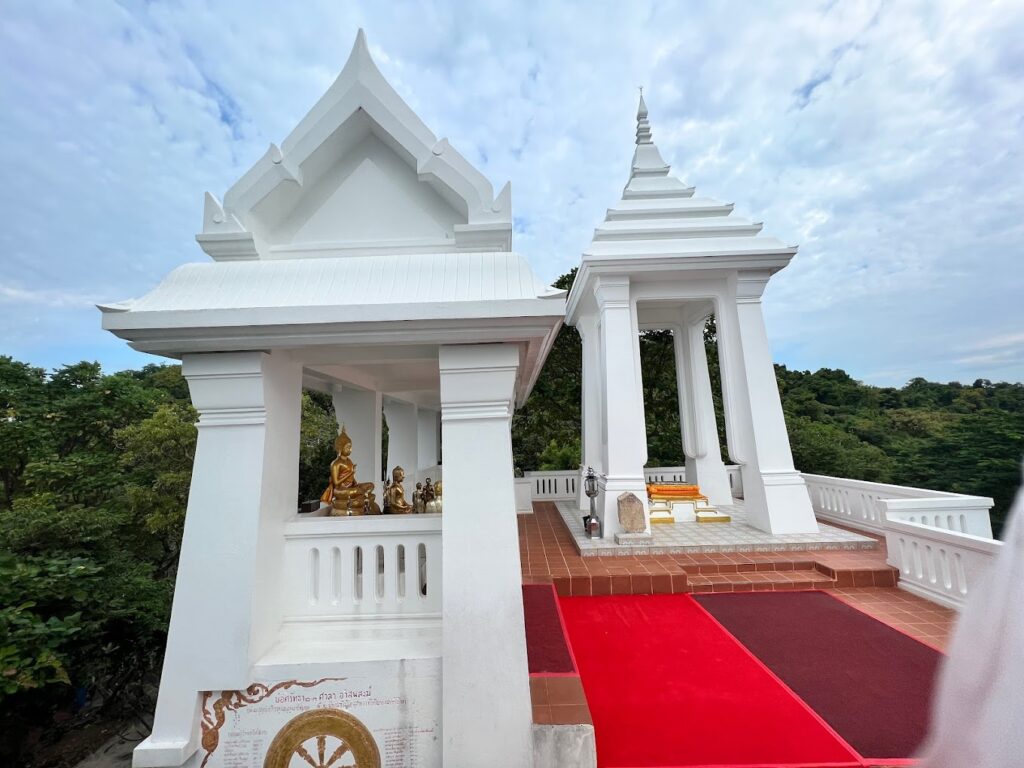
[320,427,380,515]
[383,466,413,514]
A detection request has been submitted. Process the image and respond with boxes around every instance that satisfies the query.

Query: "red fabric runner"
[523,584,576,674]
[560,593,861,767]
[695,591,941,761]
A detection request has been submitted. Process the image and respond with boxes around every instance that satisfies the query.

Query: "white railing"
[644,466,687,483]
[725,465,744,499]
[525,464,745,501]
[802,473,994,538]
[885,519,1002,610]
[526,470,579,501]
[882,497,995,538]
[282,514,442,622]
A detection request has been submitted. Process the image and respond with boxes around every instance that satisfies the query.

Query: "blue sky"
[2,0,1022,386]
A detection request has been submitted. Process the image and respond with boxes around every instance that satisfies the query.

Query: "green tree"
[0,357,48,508]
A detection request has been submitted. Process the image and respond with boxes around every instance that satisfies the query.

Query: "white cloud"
[0,0,1022,386]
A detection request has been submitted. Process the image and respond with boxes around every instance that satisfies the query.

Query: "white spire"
[636,90,653,145]
[576,88,795,265]
[630,91,669,177]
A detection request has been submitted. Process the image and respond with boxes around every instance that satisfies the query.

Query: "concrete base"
[533,724,597,768]
[614,531,654,545]
[556,500,877,556]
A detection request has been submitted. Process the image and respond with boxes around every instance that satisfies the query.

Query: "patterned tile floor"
[558,499,877,554]
[520,501,957,650]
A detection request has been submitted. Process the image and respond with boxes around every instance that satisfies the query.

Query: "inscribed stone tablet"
[617,492,646,533]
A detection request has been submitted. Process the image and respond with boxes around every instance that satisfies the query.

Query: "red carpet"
[523,584,576,674]
[695,592,940,761]
[559,594,861,767]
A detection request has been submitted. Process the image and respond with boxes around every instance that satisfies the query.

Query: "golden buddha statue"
[383,466,413,514]
[321,427,380,515]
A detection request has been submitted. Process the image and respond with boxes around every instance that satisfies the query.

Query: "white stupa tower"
[567,92,819,537]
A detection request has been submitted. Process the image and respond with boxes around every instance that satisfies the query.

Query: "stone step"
[674,557,897,587]
[687,569,834,594]
[547,555,897,597]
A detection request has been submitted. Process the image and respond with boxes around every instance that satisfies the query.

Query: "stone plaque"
[617,492,646,533]
[197,659,441,767]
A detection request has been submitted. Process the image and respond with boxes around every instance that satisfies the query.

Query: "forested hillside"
[1,288,1022,761]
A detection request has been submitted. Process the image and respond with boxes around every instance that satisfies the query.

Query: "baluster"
[939,547,952,590]
[353,545,364,603]
[308,547,320,606]
[331,546,342,606]
[924,544,936,585]
[953,552,968,596]
[375,545,385,601]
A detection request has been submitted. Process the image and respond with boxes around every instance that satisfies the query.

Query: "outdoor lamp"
[583,466,600,538]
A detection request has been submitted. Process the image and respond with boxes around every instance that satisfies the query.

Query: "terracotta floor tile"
[521,502,955,649]
[549,704,592,725]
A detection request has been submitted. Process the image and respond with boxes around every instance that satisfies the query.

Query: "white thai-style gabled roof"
[198,29,513,260]
[567,94,798,321]
[100,31,564,407]
[102,252,561,319]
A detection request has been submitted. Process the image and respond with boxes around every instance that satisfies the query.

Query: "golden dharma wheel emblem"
[263,708,380,768]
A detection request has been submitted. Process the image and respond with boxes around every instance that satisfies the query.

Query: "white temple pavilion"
[102,31,562,768]
[568,92,817,537]
[98,28,1005,768]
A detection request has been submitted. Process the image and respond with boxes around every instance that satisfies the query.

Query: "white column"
[332,386,384,494]
[577,312,603,511]
[595,276,649,537]
[438,344,532,767]
[417,407,440,478]
[134,351,302,768]
[716,271,817,533]
[675,312,732,506]
[384,398,418,483]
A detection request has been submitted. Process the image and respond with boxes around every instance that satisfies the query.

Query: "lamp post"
[583,466,601,539]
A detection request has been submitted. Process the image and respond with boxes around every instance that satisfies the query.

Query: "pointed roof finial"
[636,87,652,146]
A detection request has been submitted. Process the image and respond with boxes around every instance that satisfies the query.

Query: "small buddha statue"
[383,466,413,514]
[321,427,380,515]
[423,478,439,514]
[413,482,424,514]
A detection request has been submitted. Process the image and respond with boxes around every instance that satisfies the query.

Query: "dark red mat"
[522,584,576,674]
[695,591,940,761]
[560,594,861,767]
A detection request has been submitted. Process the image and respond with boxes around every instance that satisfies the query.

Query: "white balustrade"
[525,470,579,501]
[883,497,994,538]
[885,519,1002,610]
[644,466,687,484]
[802,473,994,538]
[282,514,442,623]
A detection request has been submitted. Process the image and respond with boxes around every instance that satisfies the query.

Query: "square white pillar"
[135,350,302,767]
[438,343,532,767]
[716,272,817,533]
[384,398,418,483]
[675,311,733,506]
[417,407,440,475]
[596,276,649,536]
[577,312,604,511]
[331,385,384,494]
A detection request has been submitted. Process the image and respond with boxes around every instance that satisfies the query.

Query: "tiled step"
[547,557,898,597]
[687,569,834,594]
